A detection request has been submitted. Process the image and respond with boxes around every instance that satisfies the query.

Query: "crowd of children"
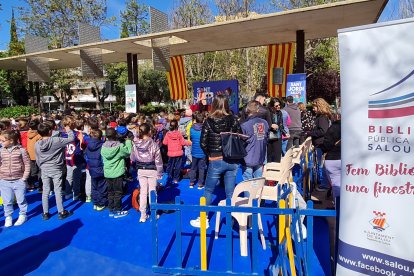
[0,95,334,228]
[0,110,210,226]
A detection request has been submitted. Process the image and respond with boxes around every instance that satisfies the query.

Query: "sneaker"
[189,182,195,188]
[96,205,106,211]
[85,196,92,203]
[190,217,209,229]
[14,215,27,226]
[58,210,73,220]
[113,210,129,218]
[4,216,12,227]
[315,186,330,192]
[139,215,149,223]
[42,213,51,220]
[197,184,204,190]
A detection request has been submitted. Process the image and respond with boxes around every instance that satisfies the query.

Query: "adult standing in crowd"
[298,102,315,143]
[190,95,242,228]
[240,93,272,127]
[320,109,341,207]
[284,96,302,149]
[241,100,269,180]
[267,98,288,162]
[309,98,332,191]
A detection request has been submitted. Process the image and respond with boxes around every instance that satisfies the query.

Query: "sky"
[0,0,401,51]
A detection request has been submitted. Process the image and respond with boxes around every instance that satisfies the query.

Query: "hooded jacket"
[85,138,105,178]
[131,138,163,177]
[35,131,75,173]
[241,115,269,167]
[0,145,30,180]
[101,139,132,178]
[284,103,302,131]
[162,130,191,157]
[27,130,42,161]
[190,123,205,158]
[200,115,242,158]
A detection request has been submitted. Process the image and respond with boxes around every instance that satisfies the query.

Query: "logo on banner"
[364,210,395,246]
[368,70,414,119]
[369,211,389,231]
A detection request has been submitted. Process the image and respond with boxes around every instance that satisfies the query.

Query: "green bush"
[0,106,38,119]
[139,104,166,115]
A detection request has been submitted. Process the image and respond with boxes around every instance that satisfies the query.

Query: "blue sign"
[193,80,239,114]
[286,73,307,103]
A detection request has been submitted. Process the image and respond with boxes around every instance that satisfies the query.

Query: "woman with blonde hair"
[309,98,332,191]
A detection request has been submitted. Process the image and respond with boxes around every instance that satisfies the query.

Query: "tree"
[270,0,341,103]
[271,0,340,10]
[0,52,11,105]
[19,0,114,48]
[18,0,114,109]
[120,0,149,37]
[399,0,414,18]
[105,62,128,105]
[7,9,28,106]
[172,0,212,28]
[215,0,255,19]
[138,62,170,104]
[120,21,129,38]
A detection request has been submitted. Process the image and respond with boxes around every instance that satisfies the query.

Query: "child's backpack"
[178,121,190,138]
[132,188,140,211]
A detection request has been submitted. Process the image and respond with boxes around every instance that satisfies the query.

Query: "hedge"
[0,106,38,119]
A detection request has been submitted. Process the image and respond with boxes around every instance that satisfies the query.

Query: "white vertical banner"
[125,84,137,113]
[337,18,414,275]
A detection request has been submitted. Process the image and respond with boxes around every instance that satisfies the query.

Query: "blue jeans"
[315,147,329,189]
[189,157,207,185]
[204,159,239,205]
[0,179,27,217]
[242,165,263,181]
[166,156,183,183]
[282,139,288,155]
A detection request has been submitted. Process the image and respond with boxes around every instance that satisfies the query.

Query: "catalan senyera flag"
[267,43,296,98]
[166,56,188,100]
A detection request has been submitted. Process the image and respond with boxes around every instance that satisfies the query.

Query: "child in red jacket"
[162,120,191,185]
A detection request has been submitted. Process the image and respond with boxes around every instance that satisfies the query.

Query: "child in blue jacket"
[189,113,206,189]
[85,129,107,211]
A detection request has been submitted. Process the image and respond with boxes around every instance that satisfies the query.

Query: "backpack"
[132,188,140,211]
[178,120,190,138]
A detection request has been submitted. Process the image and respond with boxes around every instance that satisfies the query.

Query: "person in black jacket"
[190,95,242,228]
[308,98,332,191]
[240,93,272,127]
[267,98,288,162]
[320,111,341,207]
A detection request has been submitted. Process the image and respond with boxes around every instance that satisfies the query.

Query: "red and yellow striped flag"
[267,43,296,98]
[166,56,188,100]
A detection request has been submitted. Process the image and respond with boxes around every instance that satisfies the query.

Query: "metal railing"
[150,191,336,275]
